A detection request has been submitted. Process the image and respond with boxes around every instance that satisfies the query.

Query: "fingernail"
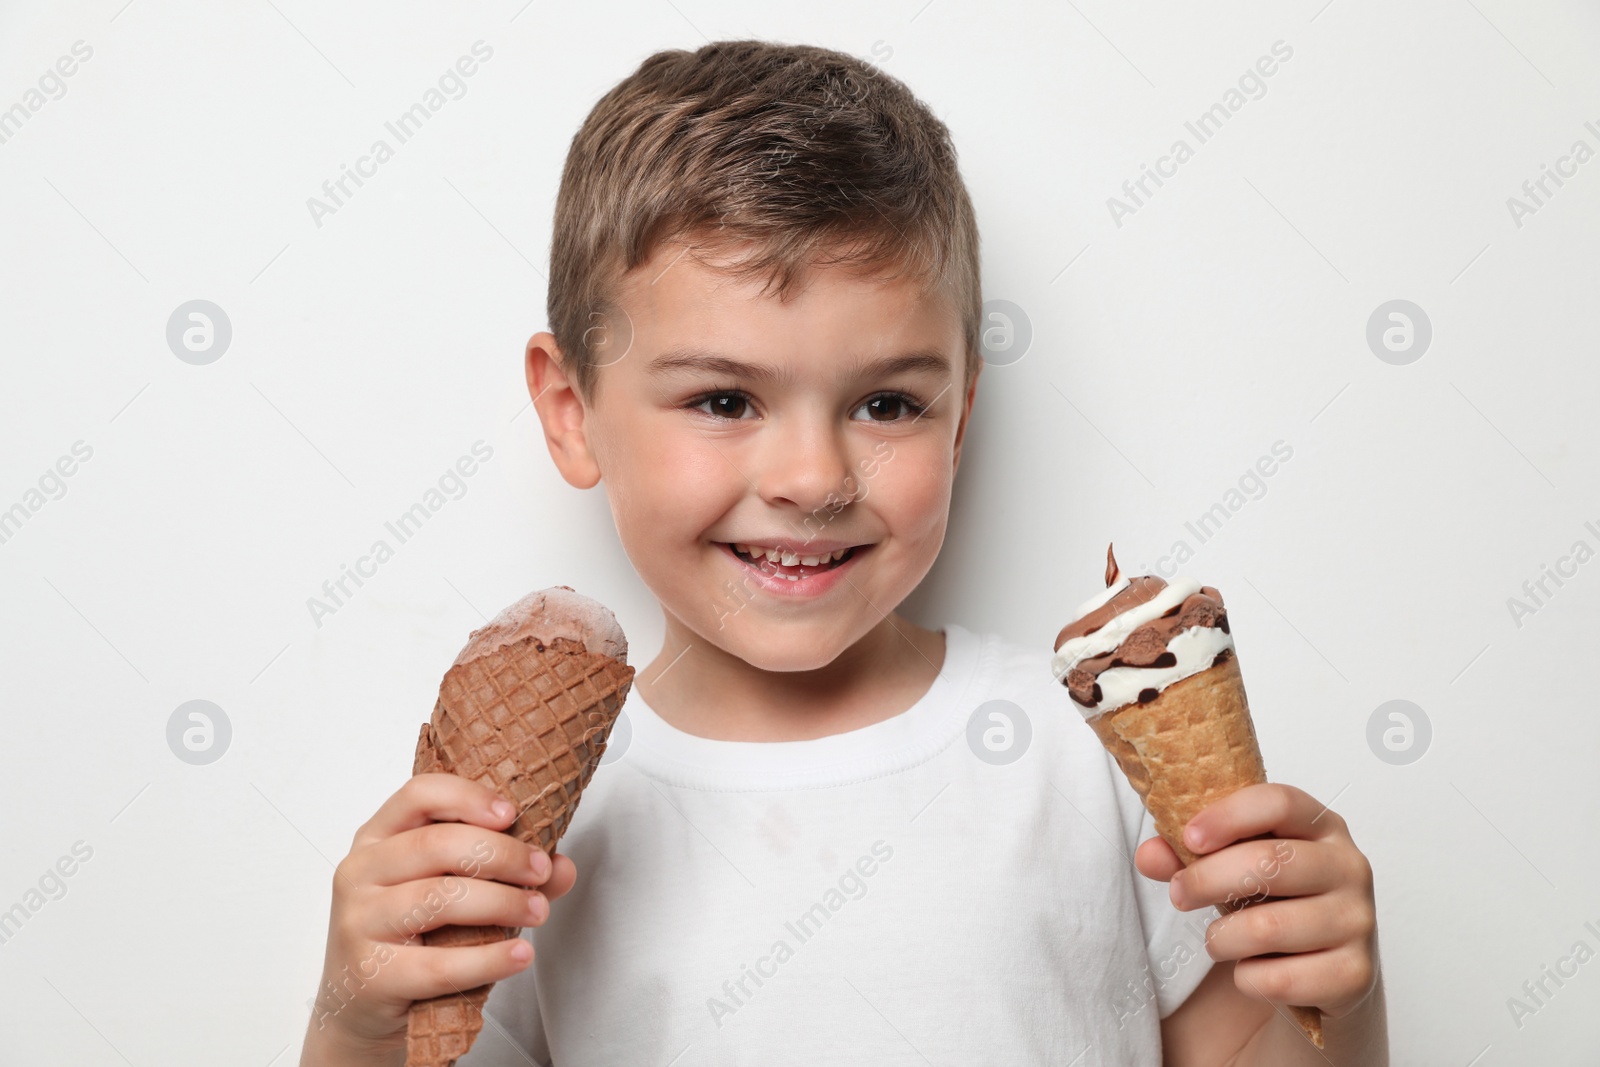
[493,800,515,820]
[510,938,532,961]
[1185,825,1205,850]
[530,850,551,879]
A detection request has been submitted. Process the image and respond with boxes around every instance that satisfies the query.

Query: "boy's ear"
[525,332,601,489]
[951,357,981,475]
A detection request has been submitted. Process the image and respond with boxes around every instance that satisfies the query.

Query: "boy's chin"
[710,616,863,674]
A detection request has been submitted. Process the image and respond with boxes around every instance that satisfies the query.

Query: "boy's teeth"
[731,543,854,566]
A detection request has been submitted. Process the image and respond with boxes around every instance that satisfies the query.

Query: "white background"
[1,1,1597,1064]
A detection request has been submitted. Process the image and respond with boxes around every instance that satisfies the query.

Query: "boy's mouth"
[720,541,863,582]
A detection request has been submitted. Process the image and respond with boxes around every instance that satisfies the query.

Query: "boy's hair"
[548,39,982,400]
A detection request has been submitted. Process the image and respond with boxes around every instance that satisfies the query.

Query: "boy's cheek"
[604,444,742,560]
[857,439,895,479]
[602,422,723,502]
[872,454,954,539]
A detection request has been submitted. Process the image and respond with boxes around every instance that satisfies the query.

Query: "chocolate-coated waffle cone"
[405,633,634,1066]
[1087,651,1324,1049]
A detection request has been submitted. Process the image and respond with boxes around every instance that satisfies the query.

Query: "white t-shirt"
[458,623,1214,1066]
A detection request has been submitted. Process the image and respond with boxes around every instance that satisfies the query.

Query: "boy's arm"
[1137,783,1388,1066]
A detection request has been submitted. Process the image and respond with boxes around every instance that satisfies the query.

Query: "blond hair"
[548,39,982,398]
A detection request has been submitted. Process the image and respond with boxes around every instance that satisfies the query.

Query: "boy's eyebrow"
[647,347,953,382]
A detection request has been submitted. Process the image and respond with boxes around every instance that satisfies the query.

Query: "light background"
[1,0,1596,1064]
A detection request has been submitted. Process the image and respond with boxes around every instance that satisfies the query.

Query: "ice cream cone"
[404,589,634,1067]
[1056,546,1324,1049]
[1088,651,1323,1047]
[1086,651,1265,869]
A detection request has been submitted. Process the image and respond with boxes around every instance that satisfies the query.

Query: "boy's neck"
[635,612,946,743]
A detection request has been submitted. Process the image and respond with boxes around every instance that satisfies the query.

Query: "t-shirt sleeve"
[1128,802,1216,1019]
[454,930,552,1066]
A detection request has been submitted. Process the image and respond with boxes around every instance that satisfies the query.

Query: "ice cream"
[406,585,635,1066]
[1052,545,1325,1048]
[1051,546,1235,718]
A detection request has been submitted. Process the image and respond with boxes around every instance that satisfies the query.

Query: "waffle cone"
[1087,651,1324,1048]
[404,634,635,1066]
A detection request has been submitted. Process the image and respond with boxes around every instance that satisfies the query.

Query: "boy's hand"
[1134,783,1378,1019]
[307,773,578,1056]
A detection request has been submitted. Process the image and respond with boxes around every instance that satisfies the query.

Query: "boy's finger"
[389,935,535,1003]
[1232,943,1359,1010]
[543,853,579,902]
[353,822,551,889]
[1181,784,1343,856]
[1172,838,1337,912]
[369,877,548,941]
[1134,836,1183,883]
[1202,894,1368,962]
[352,773,517,851]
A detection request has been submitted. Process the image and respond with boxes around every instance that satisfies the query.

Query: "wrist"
[300,1015,406,1067]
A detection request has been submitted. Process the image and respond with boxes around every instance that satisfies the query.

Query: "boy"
[301,40,1386,1066]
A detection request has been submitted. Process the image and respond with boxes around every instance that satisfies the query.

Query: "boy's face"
[530,240,978,673]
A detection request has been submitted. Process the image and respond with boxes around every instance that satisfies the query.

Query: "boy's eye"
[853,393,925,422]
[690,391,754,419]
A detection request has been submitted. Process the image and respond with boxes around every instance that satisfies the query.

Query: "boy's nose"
[753,417,855,514]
